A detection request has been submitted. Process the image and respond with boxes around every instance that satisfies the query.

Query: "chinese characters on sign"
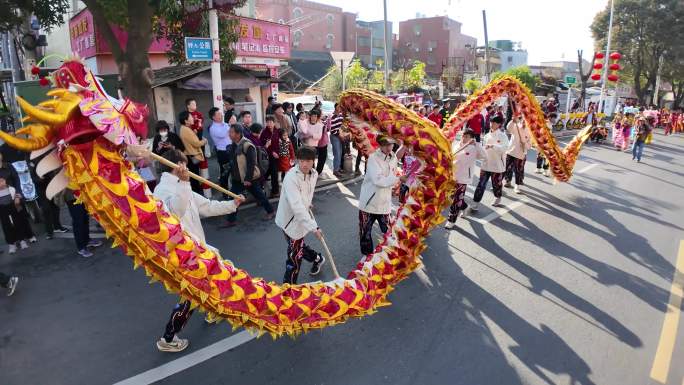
[69,12,97,58]
[185,37,213,61]
[231,17,290,59]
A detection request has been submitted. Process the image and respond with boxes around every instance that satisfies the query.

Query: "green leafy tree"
[344,59,369,89]
[591,0,684,105]
[0,0,69,32]
[391,69,408,91]
[464,78,482,94]
[492,65,539,91]
[321,65,342,100]
[406,61,426,89]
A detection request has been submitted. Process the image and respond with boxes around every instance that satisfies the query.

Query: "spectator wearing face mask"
[152,120,185,156]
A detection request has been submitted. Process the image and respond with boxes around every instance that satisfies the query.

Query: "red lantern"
[609,52,622,60]
[591,73,601,81]
[593,63,604,70]
[38,77,50,87]
[595,52,605,59]
[609,63,621,71]
[30,66,40,75]
[607,74,619,82]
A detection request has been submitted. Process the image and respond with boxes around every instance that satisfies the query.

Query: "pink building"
[397,16,476,76]
[255,0,356,52]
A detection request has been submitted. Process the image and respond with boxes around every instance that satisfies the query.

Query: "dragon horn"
[0,123,54,152]
[17,96,69,126]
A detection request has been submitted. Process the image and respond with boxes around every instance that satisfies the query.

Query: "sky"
[318,0,609,65]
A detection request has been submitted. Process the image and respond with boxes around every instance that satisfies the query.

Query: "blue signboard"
[185,37,213,61]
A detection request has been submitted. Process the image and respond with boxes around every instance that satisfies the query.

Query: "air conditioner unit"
[428,47,433,52]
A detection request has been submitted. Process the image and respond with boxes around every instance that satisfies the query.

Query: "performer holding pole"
[276,146,326,284]
[358,135,407,256]
[153,149,244,353]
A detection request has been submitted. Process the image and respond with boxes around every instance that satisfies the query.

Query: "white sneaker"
[492,198,502,207]
[8,244,17,254]
[19,240,29,250]
[514,185,522,194]
[543,169,550,177]
[6,276,18,296]
[157,335,189,352]
[444,221,457,230]
[470,202,480,212]
[535,168,542,174]
[78,249,94,258]
[28,236,37,243]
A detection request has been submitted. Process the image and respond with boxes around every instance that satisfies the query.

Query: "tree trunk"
[82,0,156,130]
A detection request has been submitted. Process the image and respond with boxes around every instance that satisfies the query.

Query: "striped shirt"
[329,113,344,135]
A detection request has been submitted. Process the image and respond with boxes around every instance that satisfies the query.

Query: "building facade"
[255,0,353,52]
[397,16,476,76]
[489,40,528,71]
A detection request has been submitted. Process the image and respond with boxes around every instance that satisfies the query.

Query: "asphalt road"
[1,132,683,385]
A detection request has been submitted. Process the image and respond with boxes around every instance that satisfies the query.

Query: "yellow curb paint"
[650,240,684,383]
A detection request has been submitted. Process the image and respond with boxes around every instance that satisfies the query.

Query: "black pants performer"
[316,145,328,175]
[162,301,193,343]
[66,200,90,250]
[448,183,468,222]
[268,154,279,195]
[283,232,320,284]
[359,210,390,255]
[0,203,33,244]
[187,160,202,194]
[215,149,230,192]
[473,170,503,203]
[536,154,549,170]
[504,155,526,185]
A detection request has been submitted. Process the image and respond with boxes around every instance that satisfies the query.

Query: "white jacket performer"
[480,129,510,173]
[275,164,319,240]
[358,149,399,215]
[154,172,237,245]
[506,119,532,160]
[453,141,486,185]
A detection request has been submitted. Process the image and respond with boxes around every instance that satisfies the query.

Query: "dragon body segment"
[0,60,589,337]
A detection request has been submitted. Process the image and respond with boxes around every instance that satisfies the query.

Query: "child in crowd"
[0,176,35,253]
[277,128,295,179]
[276,146,325,284]
[445,129,485,230]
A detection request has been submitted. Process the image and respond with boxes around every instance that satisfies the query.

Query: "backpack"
[239,140,269,179]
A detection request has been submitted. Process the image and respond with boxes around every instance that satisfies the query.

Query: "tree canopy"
[591,0,684,106]
[491,66,539,91]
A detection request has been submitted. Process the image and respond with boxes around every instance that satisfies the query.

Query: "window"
[372,38,384,49]
[413,24,422,36]
[507,56,513,63]
[293,30,303,47]
[327,14,334,26]
[292,7,303,19]
[326,34,334,49]
[427,40,437,52]
[427,57,436,65]
[358,36,371,47]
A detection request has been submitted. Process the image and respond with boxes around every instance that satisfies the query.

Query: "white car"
[284,96,335,117]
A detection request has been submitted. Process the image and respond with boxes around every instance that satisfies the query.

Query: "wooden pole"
[309,209,341,279]
[149,152,242,200]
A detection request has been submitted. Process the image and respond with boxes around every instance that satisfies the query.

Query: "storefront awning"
[152,64,271,90]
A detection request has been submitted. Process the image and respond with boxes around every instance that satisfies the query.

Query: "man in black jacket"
[224,125,275,227]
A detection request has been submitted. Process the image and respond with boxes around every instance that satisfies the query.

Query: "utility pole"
[383,0,390,94]
[598,0,614,113]
[208,0,222,109]
[482,10,490,83]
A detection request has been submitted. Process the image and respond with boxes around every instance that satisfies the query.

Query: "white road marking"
[576,164,598,174]
[336,180,359,206]
[470,199,528,225]
[113,331,256,385]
